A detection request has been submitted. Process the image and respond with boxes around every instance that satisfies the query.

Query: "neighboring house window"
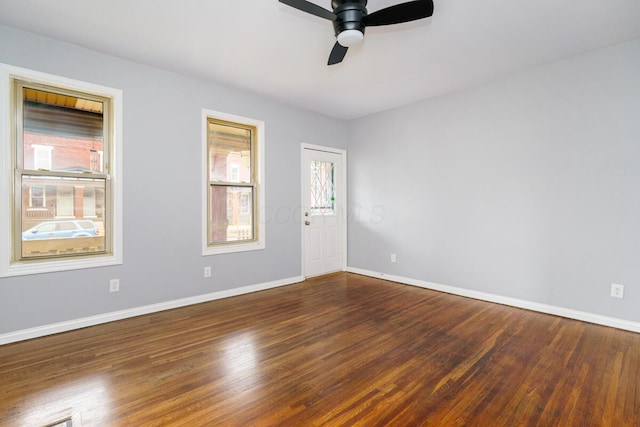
[240,193,250,215]
[29,185,45,207]
[0,64,123,276]
[90,149,103,173]
[202,110,265,255]
[230,164,240,182]
[32,144,53,170]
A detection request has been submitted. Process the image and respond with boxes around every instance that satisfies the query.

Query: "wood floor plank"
[1,272,639,426]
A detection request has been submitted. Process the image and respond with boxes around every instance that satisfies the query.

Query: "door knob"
[305,220,311,226]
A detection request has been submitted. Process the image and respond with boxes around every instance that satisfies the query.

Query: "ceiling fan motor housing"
[331,0,368,37]
[279,0,434,64]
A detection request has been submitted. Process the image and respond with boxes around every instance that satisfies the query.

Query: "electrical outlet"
[109,279,120,293]
[611,283,624,299]
[204,266,212,278]
[390,253,397,263]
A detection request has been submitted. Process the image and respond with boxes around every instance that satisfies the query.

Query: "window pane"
[21,176,106,259]
[310,160,335,216]
[22,87,104,173]
[209,186,254,244]
[208,121,252,183]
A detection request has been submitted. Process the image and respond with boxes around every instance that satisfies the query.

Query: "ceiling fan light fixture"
[279,0,434,65]
[337,29,363,47]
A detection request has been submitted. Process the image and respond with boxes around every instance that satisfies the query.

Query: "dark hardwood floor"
[1,272,639,426]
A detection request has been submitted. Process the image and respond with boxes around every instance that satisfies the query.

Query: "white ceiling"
[1,0,640,119]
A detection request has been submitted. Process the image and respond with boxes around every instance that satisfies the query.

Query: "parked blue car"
[22,220,100,240]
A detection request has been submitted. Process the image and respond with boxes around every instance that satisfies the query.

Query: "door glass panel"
[310,160,335,216]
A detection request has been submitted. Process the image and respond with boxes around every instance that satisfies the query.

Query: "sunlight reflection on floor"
[18,376,111,426]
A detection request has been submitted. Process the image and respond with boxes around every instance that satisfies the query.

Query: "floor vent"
[45,418,72,427]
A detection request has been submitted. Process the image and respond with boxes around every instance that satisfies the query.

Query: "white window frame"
[0,63,123,277]
[201,109,265,255]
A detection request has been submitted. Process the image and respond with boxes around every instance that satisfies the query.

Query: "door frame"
[300,143,348,278]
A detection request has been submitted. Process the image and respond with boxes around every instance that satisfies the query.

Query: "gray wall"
[348,38,640,322]
[0,25,348,334]
[1,23,639,336]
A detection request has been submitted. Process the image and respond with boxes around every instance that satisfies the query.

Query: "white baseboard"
[0,275,304,346]
[4,269,637,346]
[346,267,640,334]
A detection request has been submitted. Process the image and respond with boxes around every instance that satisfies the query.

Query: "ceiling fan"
[279,0,434,65]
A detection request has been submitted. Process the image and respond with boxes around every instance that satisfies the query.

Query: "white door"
[83,187,96,217]
[56,187,74,217]
[302,146,345,277]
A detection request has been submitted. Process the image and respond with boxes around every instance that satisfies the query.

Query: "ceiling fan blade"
[364,0,433,27]
[328,42,348,65]
[279,0,336,21]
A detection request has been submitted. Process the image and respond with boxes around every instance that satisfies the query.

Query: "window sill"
[1,253,122,277]
[202,240,265,256]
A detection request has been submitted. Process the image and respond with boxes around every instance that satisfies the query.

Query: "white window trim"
[0,63,123,277]
[201,108,265,255]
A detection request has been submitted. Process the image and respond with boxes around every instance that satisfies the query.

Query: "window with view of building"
[203,110,265,255]
[16,82,108,260]
[1,64,122,276]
